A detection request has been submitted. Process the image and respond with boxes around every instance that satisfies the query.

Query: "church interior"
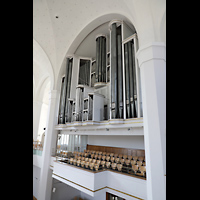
[33,0,166,199]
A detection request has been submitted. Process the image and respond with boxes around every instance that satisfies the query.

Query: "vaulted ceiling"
[33,0,166,103]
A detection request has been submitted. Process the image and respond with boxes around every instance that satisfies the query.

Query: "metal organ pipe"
[58,76,65,124]
[132,42,137,117]
[124,43,130,119]
[86,60,90,86]
[96,35,106,83]
[111,23,118,119]
[95,37,99,83]
[117,34,123,119]
[128,41,134,118]
[65,58,73,123]
[102,37,106,82]
[58,57,73,124]
[99,36,102,82]
[59,58,69,124]
[124,40,137,118]
[110,22,124,119]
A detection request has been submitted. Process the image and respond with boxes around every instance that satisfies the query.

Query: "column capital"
[136,42,166,68]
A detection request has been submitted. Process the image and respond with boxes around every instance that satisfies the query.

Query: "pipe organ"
[58,57,73,124]
[58,20,142,124]
[95,35,106,83]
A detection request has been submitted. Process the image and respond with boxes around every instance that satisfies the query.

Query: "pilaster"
[33,100,43,141]
[38,90,60,200]
[136,42,166,200]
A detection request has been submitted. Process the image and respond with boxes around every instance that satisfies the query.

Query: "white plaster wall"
[33,101,42,141]
[51,178,81,200]
[81,190,106,200]
[33,154,43,168]
[33,165,41,199]
[88,135,144,149]
[37,103,48,141]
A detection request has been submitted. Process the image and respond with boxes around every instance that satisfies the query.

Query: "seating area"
[58,147,146,178]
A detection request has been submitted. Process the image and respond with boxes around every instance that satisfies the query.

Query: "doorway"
[106,192,125,200]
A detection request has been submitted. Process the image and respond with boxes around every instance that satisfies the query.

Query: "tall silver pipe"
[99,37,102,82]
[67,100,73,123]
[128,41,134,118]
[96,37,99,82]
[96,36,106,83]
[65,59,73,122]
[86,60,90,85]
[111,23,118,119]
[102,37,106,82]
[60,58,69,123]
[124,43,130,118]
[75,87,79,121]
[117,34,123,118]
[58,77,65,124]
[88,94,93,120]
[132,43,137,117]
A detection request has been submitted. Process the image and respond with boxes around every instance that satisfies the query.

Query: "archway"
[56,13,137,91]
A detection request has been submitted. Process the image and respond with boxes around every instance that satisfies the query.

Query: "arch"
[33,38,55,90]
[56,12,137,91]
[35,75,50,103]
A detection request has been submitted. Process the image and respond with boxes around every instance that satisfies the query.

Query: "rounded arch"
[56,12,137,91]
[33,38,55,90]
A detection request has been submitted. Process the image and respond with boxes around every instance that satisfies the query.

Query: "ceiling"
[74,22,110,59]
[33,0,166,102]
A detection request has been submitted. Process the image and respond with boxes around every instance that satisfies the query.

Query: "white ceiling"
[33,0,166,102]
[74,22,110,59]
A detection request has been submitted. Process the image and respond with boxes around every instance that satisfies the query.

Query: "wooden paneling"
[87,144,145,157]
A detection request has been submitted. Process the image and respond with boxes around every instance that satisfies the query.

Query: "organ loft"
[58,20,142,126]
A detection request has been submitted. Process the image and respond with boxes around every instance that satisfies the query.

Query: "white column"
[33,100,43,141]
[38,90,60,200]
[136,42,166,200]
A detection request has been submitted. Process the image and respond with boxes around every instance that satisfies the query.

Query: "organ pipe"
[59,58,69,124]
[99,37,102,82]
[128,41,134,118]
[96,35,106,83]
[65,58,73,122]
[110,22,124,119]
[58,77,65,124]
[95,37,99,82]
[124,43,130,118]
[111,23,118,119]
[102,37,106,82]
[58,57,73,124]
[79,59,90,86]
[124,40,138,118]
[117,34,123,119]
[132,42,137,117]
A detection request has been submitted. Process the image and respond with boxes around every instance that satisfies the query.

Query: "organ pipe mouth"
[108,19,122,30]
[66,55,73,60]
[95,34,106,40]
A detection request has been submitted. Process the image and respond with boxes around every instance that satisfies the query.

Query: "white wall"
[33,165,41,199]
[33,101,42,140]
[51,178,81,200]
[88,135,144,149]
[37,103,48,141]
